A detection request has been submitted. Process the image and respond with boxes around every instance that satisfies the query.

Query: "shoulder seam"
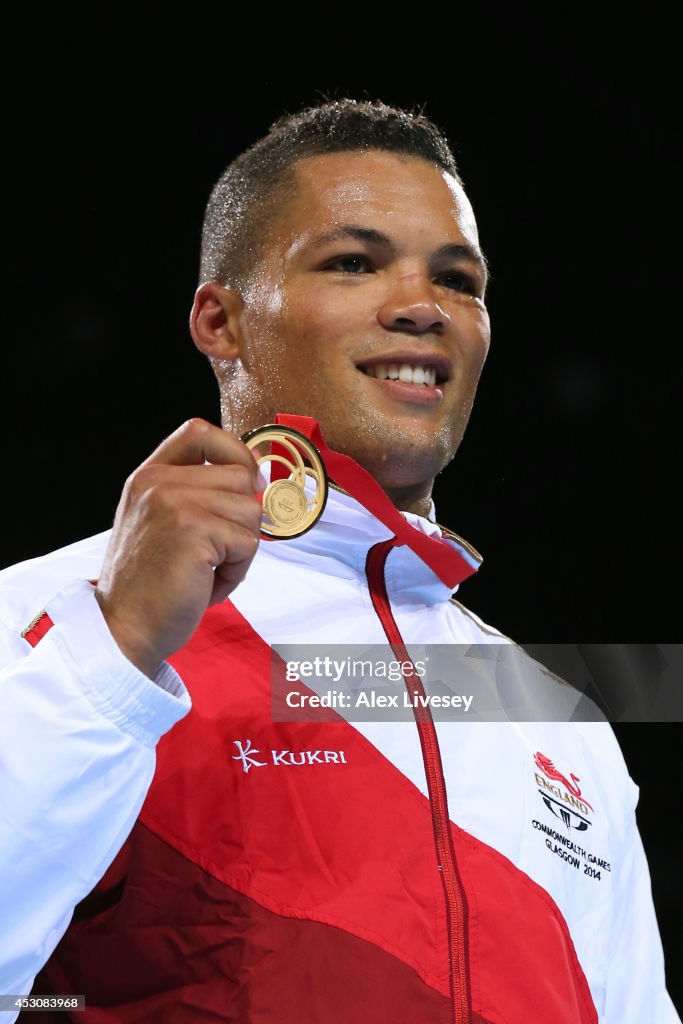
[448,596,514,642]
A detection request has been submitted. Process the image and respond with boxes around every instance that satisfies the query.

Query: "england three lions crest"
[533,751,595,831]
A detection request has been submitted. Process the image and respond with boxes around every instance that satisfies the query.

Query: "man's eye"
[438,270,478,294]
[326,254,372,274]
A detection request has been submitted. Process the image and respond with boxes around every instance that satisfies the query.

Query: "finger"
[183,491,263,534]
[140,495,261,569]
[213,521,261,570]
[140,419,260,478]
[204,519,261,582]
[131,463,266,500]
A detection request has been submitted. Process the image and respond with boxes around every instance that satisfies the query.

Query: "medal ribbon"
[273,414,480,589]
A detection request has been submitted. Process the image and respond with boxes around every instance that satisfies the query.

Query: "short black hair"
[199,98,462,291]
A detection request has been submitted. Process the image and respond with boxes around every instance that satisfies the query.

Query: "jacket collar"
[262,481,482,606]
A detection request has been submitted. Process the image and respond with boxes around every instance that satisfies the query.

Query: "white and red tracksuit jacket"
[0,484,678,1023]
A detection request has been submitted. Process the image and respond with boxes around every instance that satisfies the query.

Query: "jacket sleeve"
[0,577,190,1019]
[603,784,681,1023]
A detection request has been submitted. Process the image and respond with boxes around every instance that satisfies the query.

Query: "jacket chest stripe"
[366,539,472,1024]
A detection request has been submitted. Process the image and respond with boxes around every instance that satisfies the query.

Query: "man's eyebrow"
[309,224,488,280]
[433,242,489,280]
[309,225,393,250]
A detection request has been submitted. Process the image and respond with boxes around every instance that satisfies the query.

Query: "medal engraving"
[263,479,308,528]
[241,425,328,539]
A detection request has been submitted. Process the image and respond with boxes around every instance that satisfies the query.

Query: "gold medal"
[241,425,328,539]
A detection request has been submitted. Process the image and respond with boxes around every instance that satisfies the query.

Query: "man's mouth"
[361,363,440,386]
[356,353,451,389]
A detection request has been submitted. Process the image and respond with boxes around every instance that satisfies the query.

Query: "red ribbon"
[273,414,480,589]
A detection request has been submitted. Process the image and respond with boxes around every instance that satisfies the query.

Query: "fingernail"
[257,470,267,491]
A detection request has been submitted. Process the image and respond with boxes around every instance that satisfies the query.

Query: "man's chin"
[340,436,455,490]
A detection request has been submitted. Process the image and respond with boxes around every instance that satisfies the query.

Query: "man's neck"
[383,484,434,520]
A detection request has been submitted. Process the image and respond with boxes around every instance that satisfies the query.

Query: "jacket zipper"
[365,539,471,1024]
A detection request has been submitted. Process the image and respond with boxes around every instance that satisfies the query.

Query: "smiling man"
[0,100,677,1024]
[192,148,490,516]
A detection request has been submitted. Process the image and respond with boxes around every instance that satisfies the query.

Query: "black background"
[3,27,680,1010]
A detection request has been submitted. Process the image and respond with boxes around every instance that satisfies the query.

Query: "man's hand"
[95,419,265,678]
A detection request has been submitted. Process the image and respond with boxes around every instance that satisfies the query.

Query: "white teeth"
[363,363,440,385]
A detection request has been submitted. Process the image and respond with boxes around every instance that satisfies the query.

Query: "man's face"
[224,150,490,495]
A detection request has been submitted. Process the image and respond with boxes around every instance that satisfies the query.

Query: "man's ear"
[189,283,244,361]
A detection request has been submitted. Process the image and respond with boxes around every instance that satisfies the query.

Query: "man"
[0,99,677,1022]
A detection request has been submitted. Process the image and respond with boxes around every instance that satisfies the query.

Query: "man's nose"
[377,275,450,335]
